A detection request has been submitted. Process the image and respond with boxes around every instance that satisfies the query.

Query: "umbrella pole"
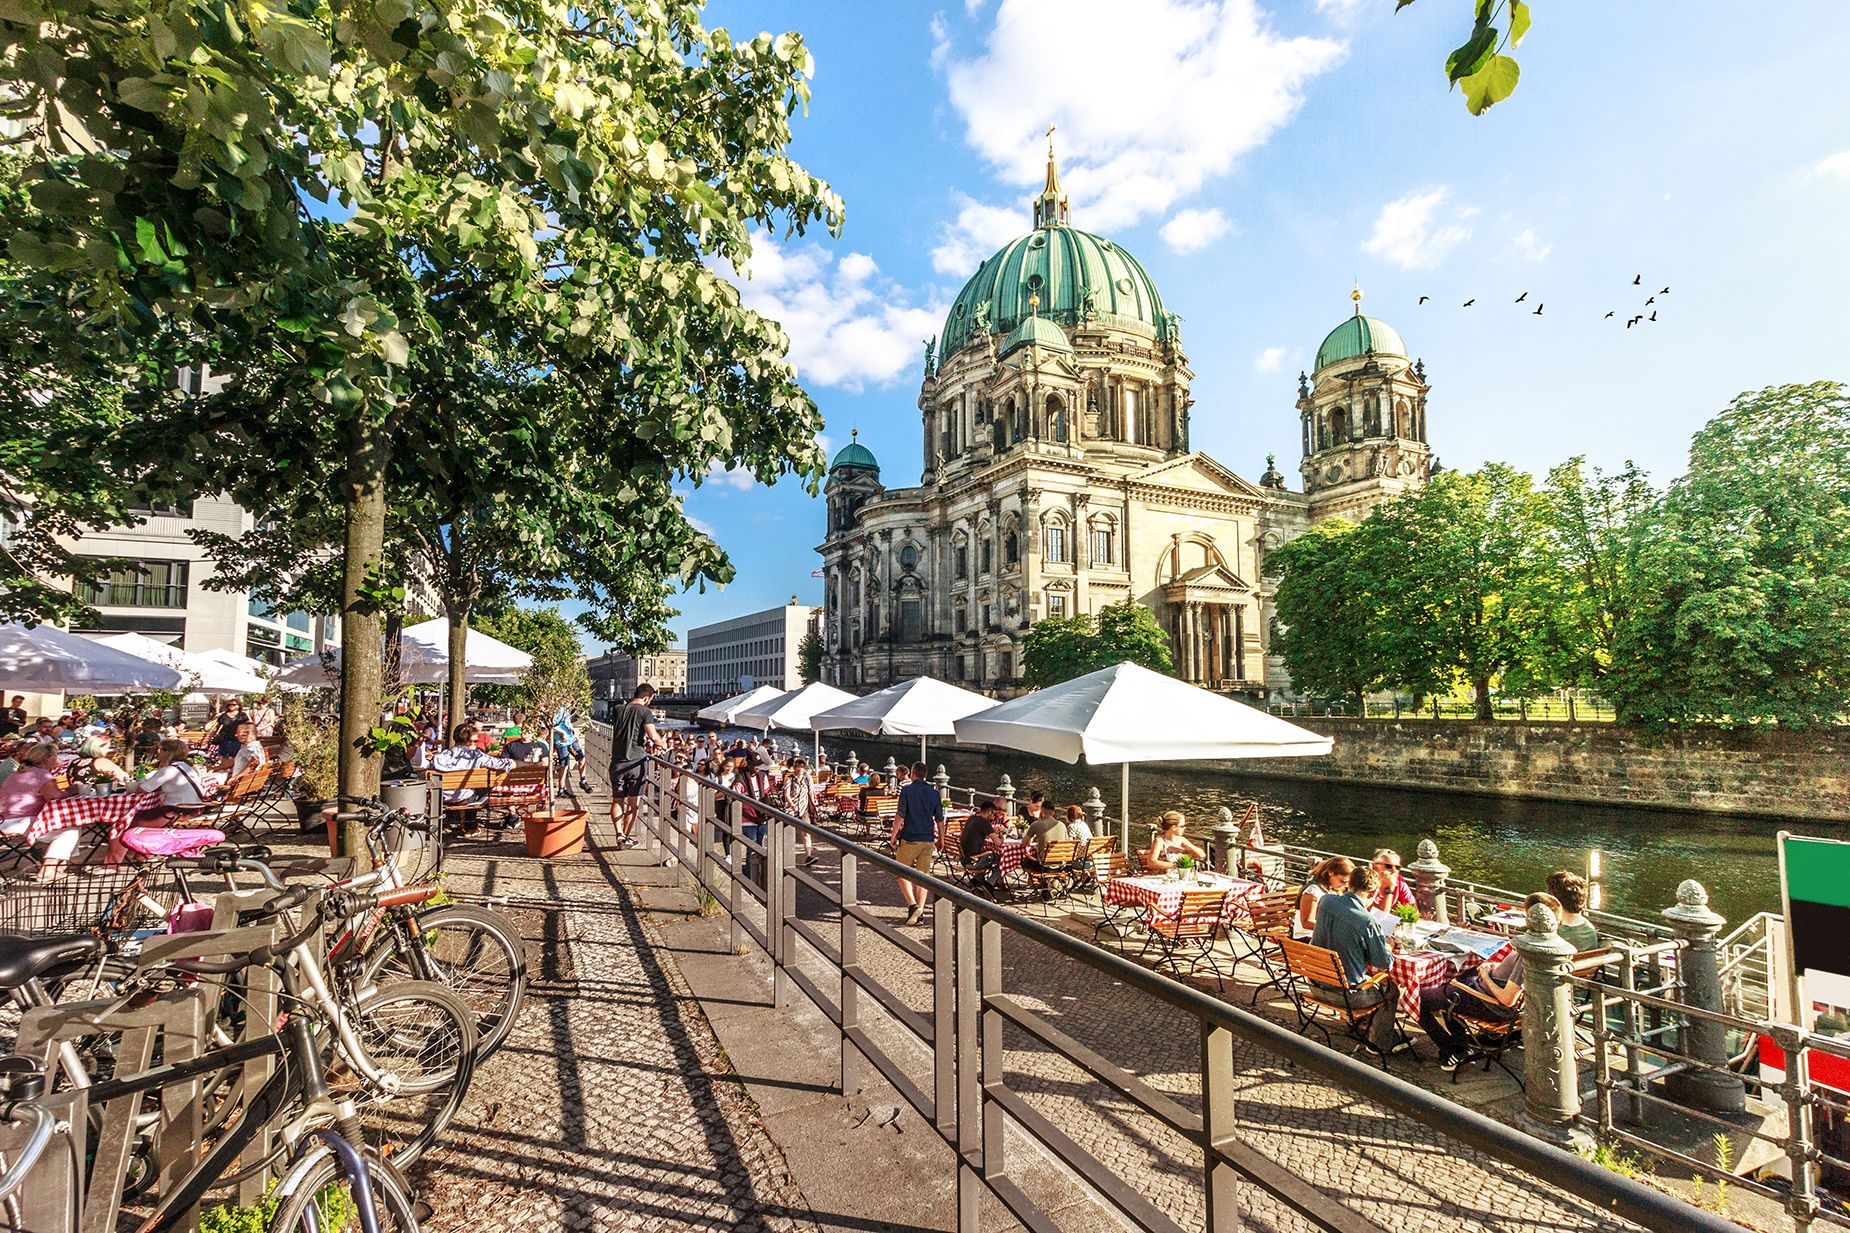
[920,734,927,764]
[1120,762,1131,855]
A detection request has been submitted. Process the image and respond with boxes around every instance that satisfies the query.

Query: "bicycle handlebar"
[0,1104,54,1204]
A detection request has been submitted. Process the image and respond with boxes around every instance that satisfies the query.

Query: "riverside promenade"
[413,776,1745,1233]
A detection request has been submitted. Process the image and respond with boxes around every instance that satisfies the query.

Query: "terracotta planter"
[524,810,587,859]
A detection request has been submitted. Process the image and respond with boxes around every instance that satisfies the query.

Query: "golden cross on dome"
[1046,123,1056,156]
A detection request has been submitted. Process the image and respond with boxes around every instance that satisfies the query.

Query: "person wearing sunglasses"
[1366,847,1417,913]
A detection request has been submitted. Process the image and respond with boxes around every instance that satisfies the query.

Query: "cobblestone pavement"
[625,800,1656,1233]
[410,791,821,1233]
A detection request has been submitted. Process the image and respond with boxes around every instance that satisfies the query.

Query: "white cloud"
[704,461,757,491]
[1254,346,1287,373]
[1313,0,1369,15]
[1361,187,1478,270]
[1509,226,1552,262]
[1802,149,1850,183]
[964,0,989,13]
[733,230,947,393]
[1160,206,1234,253]
[932,0,1343,242]
[931,193,1025,275]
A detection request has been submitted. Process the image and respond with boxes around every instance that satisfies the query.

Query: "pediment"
[1163,561,1251,595]
[1126,451,1268,499]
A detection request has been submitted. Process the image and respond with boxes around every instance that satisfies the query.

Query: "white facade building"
[687,601,816,701]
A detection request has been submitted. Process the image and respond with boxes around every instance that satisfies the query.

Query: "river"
[694,726,1845,926]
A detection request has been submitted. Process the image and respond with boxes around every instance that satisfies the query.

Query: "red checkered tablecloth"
[27,791,156,846]
[933,830,1029,874]
[1390,943,1514,1019]
[1102,874,1264,928]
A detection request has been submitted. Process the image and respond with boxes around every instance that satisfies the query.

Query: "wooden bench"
[430,767,503,833]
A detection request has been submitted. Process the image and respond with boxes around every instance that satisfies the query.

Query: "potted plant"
[1175,853,1197,883]
[1393,902,1422,947]
[523,807,588,858]
[280,693,339,838]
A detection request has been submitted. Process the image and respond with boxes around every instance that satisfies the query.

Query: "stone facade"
[1231,719,1850,821]
[818,149,1432,696]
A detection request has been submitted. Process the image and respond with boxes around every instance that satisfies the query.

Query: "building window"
[899,599,923,642]
[1003,532,1019,567]
[899,544,919,570]
[954,654,966,680]
[1048,593,1067,619]
[980,539,992,575]
[1045,526,1067,563]
[954,605,967,634]
[1091,529,1114,567]
[84,558,189,609]
[954,544,969,579]
[982,604,992,631]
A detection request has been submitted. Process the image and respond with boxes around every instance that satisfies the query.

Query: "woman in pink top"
[0,743,82,879]
[1367,848,1418,913]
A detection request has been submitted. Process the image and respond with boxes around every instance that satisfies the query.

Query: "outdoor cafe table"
[1389,934,1515,1019]
[933,826,1028,875]
[27,790,157,848]
[1103,873,1264,929]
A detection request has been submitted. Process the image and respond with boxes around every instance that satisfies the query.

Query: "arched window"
[1089,517,1116,567]
[1044,521,1067,563]
[1046,395,1068,443]
[1363,393,1381,437]
[1395,398,1411,438]
[1003,530,1019,567]
[1327,407,1346,446]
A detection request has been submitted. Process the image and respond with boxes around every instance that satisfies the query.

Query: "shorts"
[611,759,648,799]
[895,840,935,872]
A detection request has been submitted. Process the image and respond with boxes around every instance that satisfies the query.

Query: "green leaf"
[1446,26,1498,85]
[1461,54,1521,115]
[1509,1,1531,47]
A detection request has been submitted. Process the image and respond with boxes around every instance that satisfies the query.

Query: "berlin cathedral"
[817,144,1436,696]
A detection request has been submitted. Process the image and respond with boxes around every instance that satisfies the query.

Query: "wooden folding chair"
[859,794,899,840]
[1138,887,1232,992]
[1086,853,1145,944]
[1022,839,1082,905]
[1069,836,1117,895]
[932,819,964,878]
[432,767,504,835]
[196,763,275,841]
[1277,938,1408,1068]
[1232,889,1300,1007]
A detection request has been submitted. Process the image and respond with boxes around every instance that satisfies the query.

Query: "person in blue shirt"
[550,706,589,792]
[889,761,943,927]
[1309,863,1403,1053]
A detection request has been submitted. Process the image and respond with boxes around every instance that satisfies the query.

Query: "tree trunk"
[1473,676,1494,722]
[446,600,471,744]
[384,610,404,695]
[337,418,391,857]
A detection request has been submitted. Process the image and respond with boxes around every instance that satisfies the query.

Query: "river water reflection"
[784,734,1846,926]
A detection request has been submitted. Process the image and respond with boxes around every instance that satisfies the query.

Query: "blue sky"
[570,0,1850,651]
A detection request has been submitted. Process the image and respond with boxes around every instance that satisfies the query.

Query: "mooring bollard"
[996,774,1015,815]
[1211,807,1241,875]
[1515,900,1590,1148]
[932,764,951,797]
[1081,786,1107,842]
[845,750,859,779]
[1663,879,1748,1113]
[1408,839,1451,925]
[883,756,899,784]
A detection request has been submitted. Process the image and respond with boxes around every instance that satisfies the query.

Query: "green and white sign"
[1780,834,1850,988]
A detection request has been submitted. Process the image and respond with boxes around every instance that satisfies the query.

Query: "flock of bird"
[1415,275,1670,327]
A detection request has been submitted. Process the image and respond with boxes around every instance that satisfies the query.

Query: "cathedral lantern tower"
[1299,287,1432,522]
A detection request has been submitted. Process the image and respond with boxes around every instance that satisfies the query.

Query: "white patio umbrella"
[0,622,183,692]
[953,662,1332,850]
[91,633,271,696]
[807,676,998,762]
[732,681,858,761]
[695,685,786,726]
[194,647,309,694]
[277,620,532,687]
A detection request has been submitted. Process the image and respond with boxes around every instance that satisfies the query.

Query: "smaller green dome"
[999,314,1072,358]
[1315,312,1406,372]
[829,432,878,472]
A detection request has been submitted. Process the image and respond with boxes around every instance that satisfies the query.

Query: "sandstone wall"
[1234,720,1850,821]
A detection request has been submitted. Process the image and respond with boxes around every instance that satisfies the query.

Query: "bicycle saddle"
[0,934,102,989]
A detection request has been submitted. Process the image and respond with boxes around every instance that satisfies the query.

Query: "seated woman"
[858,773,887,812]
[72,734,134,787]
[1295,855,1354,940]
[0,743,83,880]
[1546,870,1601,952]
[1064,804,1094,846]
[135,739,214,823]
[1365,849,1417,913]
[1142,812,1206,873]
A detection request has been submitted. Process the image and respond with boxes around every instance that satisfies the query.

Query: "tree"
[1610,382,1850,728]
[1021,600,1174,689]
[1368,464,1557,719]
[1264,518,1385,713]
[1397,0,1533,115]
[797,629,823,685]
[1,3,842,846]
[1535,457,1659,695]
[475,606,591,723]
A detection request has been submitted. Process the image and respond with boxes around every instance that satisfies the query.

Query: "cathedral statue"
[922,335,937,377]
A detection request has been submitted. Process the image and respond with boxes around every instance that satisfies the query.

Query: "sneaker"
[903,906,923,927]
[1437,1053,1462,1073]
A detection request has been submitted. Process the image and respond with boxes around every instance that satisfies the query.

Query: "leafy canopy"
[1021,600,1174,689]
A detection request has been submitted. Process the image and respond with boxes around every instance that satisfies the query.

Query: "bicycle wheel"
[358,904,527,1059]
[337,979,476,1169]
[266,1139,421,1232]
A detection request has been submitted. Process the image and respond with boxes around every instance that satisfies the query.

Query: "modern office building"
[588,649,688,717]
[687,600,816,701]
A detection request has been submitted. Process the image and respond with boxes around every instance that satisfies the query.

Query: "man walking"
[608,684,662,848]
[890,761,942,927]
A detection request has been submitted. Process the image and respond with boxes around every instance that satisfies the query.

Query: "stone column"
[1663,880,1748,1113]
[883,756,899,784]
[996,774,1016,816]
[1081,787,1107,839]
[932,764,951,798]
[1211,807,1241,875]
[1407,839,1451,925]
[1514,901,1591,1148]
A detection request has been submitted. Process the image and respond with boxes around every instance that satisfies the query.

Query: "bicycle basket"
[0,867,174,938]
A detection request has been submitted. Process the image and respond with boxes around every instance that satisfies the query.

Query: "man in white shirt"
[431,722,514,814]
[229,722,268,780]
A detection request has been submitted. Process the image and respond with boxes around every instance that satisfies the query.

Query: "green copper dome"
[941,226,1173,359]
[999,314,1072,358]
[1315,312,1406,372]
[829,436,878,471]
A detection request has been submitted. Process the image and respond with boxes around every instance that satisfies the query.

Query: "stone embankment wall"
[1235,720,1850,821]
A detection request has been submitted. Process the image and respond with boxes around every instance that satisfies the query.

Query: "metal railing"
[1718,912,1779,1021]
[593,727,1739,1233]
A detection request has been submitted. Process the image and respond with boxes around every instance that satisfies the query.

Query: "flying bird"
[1633,275,1642,285]
[1462,298,1476,307]
[1604,311,1615,319]
[1532,303,1544,316]
[1649,311,1658,322]
[1514,291,1528,303]
[1660,286,1670,295]
[1418,295,1430,305]
[1646,296,1656,306]
[1627,318,1638,329]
